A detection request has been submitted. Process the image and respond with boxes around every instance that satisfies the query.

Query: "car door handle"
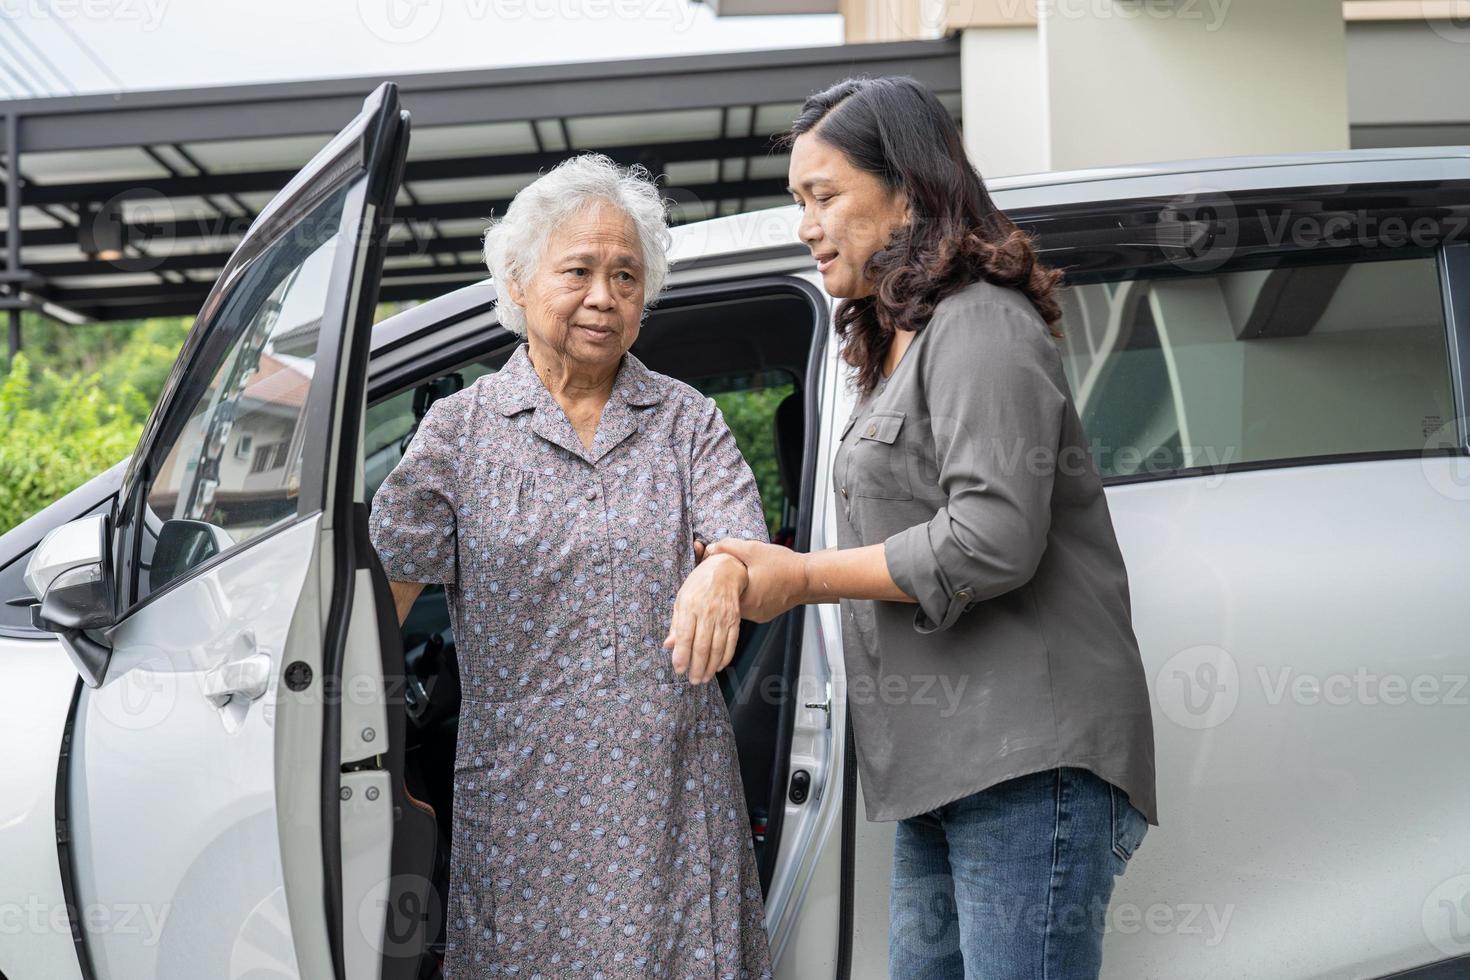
[201,652,272,708]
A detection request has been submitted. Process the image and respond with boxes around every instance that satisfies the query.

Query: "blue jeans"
[888,766,1149,980]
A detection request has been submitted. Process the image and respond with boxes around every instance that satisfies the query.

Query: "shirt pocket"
[847,410,914,501]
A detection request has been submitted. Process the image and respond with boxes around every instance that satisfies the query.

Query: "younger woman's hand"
[704,538,808,622]
[663,553,747,685]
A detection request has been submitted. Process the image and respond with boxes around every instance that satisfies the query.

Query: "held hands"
[664,537,810,684]
[663,552,748,685]
[705,538,808,623]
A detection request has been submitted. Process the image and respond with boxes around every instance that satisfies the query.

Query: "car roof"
[374,144,1470,350]
[668,144,1470,257]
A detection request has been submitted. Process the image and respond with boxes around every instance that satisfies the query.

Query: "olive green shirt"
[833,278,1159,826]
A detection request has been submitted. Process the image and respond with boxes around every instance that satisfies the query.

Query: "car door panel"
[55,82,414,980]
[0,637,87,980]
[70,517,320,977]
[1104,457,1470,977]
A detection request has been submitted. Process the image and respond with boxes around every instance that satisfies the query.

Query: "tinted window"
[1056,255,1456,479]
[365,360,797,536]
[132,183,354,602]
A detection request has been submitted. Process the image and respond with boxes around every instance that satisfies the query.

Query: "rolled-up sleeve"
[690,397,771,546]
[883,300,1067,633]
[368,397,461,585]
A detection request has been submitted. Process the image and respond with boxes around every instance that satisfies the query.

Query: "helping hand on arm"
[705,539,915,623]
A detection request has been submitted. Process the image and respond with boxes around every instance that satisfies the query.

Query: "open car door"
[24,82,432,980]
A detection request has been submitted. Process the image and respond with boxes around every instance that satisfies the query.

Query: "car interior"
[361,283,822,970]
[1052,253,1457,479]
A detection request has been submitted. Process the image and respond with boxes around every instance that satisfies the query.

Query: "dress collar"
[493,342,665,464]
[494,342,664,415]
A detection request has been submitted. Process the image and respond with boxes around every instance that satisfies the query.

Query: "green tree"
[0,312,192,534]
[0,353,144,532]
[713,384,794,536]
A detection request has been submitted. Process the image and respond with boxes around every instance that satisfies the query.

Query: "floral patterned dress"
[368,343,775,979]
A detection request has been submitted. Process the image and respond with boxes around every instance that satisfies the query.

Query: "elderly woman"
[368,153,774,978]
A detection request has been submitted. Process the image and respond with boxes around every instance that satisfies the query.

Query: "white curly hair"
[481,153,673,336]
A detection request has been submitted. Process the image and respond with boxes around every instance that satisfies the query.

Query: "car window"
[130,182,354,603]
[364,360,797,537]
[1055,254,1457,479]
[705,373,797,537]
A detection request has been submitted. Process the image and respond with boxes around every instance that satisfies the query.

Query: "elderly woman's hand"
[663,553,748,685]
[704,538,808,622]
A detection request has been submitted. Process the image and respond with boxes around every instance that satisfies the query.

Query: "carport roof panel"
[0,39,962,322]
[0,39,960,154]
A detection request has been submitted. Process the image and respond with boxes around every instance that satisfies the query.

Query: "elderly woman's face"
[507,200,645,366]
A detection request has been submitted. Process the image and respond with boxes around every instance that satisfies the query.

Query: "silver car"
[2,82,1467,979]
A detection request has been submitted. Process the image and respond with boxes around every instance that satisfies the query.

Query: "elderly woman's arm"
[664,396,771,685]
[390,581,426,625]
[369,398,461,624]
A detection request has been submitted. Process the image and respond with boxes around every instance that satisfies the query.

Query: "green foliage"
[0,313,192,534]
[0,301,792,537]
[713,384,795,535]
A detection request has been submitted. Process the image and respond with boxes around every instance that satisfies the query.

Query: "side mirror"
[24,513,115,687]
[151,519,232,593]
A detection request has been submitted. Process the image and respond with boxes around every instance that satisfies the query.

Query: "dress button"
[865,423,877,437]
[841,487,848,497]
[584,486,598,501]
[955,590,971,601]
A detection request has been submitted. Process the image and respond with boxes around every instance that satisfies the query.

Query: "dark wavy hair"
[780,76,1064,395]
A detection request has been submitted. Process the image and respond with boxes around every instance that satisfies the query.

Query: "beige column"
[950,0,1351,176]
